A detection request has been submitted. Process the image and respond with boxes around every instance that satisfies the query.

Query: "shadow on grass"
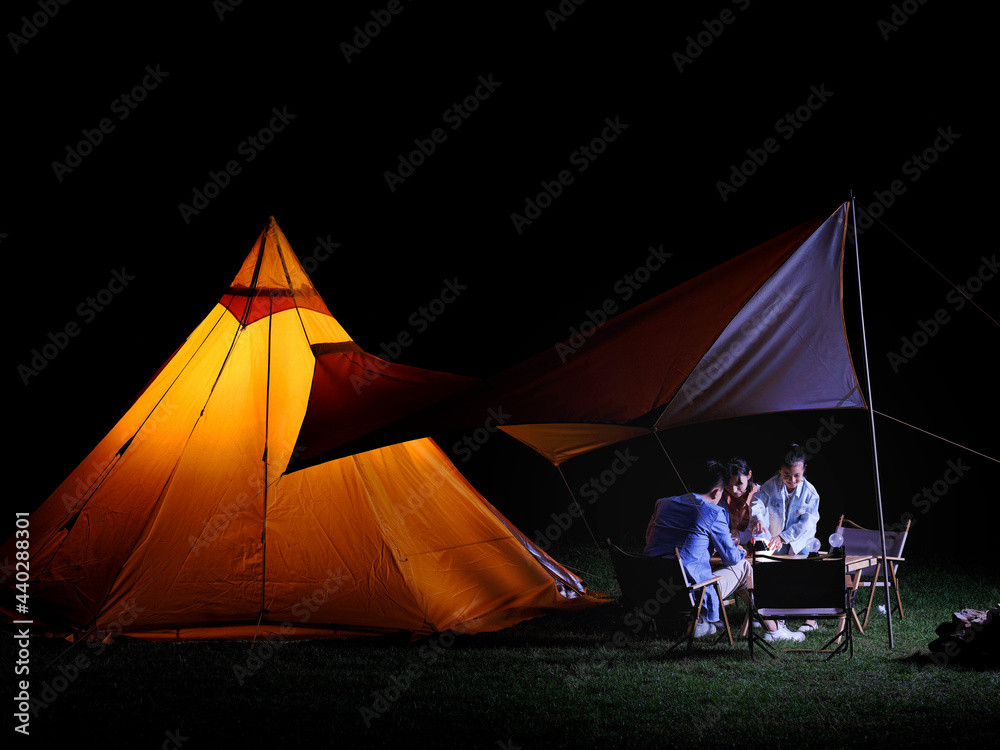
[898,650,999,672]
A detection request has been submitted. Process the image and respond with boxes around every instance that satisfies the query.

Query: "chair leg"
[846,571,863,634]
[734,589,751,638]
[891,568,904,619]
[714,582,734,646]
[862,563,881,630]
[823,615,853,660]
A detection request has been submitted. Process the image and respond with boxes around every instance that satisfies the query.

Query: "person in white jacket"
[750,444,820,555]
[750,444,821,632]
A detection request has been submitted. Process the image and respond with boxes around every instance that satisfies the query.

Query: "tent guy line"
[866,215,999,330]
[871,411,999,465]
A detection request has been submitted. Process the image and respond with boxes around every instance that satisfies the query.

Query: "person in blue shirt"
[644,459,803,641]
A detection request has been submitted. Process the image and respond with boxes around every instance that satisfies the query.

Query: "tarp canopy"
[0,219,600,640]
[292,203,866,467]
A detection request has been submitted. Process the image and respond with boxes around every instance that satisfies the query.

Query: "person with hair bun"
[720,456,760,547]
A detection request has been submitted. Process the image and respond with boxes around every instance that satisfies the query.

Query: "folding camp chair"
[836,516,910,630]
[748,555,852,660]
[607,542,733,653]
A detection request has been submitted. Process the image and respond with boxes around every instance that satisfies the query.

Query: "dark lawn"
[6,549,998,749]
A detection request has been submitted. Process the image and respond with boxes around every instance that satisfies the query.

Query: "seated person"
[645,460,804,641]
[751,443,821,633]
[750,444,820,555]
[719,456,759,548]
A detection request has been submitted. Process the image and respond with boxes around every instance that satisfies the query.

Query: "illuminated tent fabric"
[1,219,598,640]
[293,203,866,467]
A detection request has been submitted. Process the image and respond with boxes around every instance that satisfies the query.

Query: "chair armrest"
[882,556,905,562]
[691,575,722,590]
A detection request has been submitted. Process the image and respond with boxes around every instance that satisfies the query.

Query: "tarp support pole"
[850,193,894,648]
[652,428,693,497]
[555,464,611,571]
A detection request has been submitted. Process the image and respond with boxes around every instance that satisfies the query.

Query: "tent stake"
[850,192,894,648]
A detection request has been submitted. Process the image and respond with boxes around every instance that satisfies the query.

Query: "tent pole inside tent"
[252,218,273,644]
[259,294,274,634]
[850,193,894,648]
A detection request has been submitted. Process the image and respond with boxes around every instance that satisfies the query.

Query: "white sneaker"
[693,619,717,638]
[798,622,819,632]
[764,624,806,643]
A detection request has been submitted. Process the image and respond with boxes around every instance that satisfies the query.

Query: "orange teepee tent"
[1,218,600,640]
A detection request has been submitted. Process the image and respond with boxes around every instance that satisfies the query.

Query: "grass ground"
[6,546,998,749]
